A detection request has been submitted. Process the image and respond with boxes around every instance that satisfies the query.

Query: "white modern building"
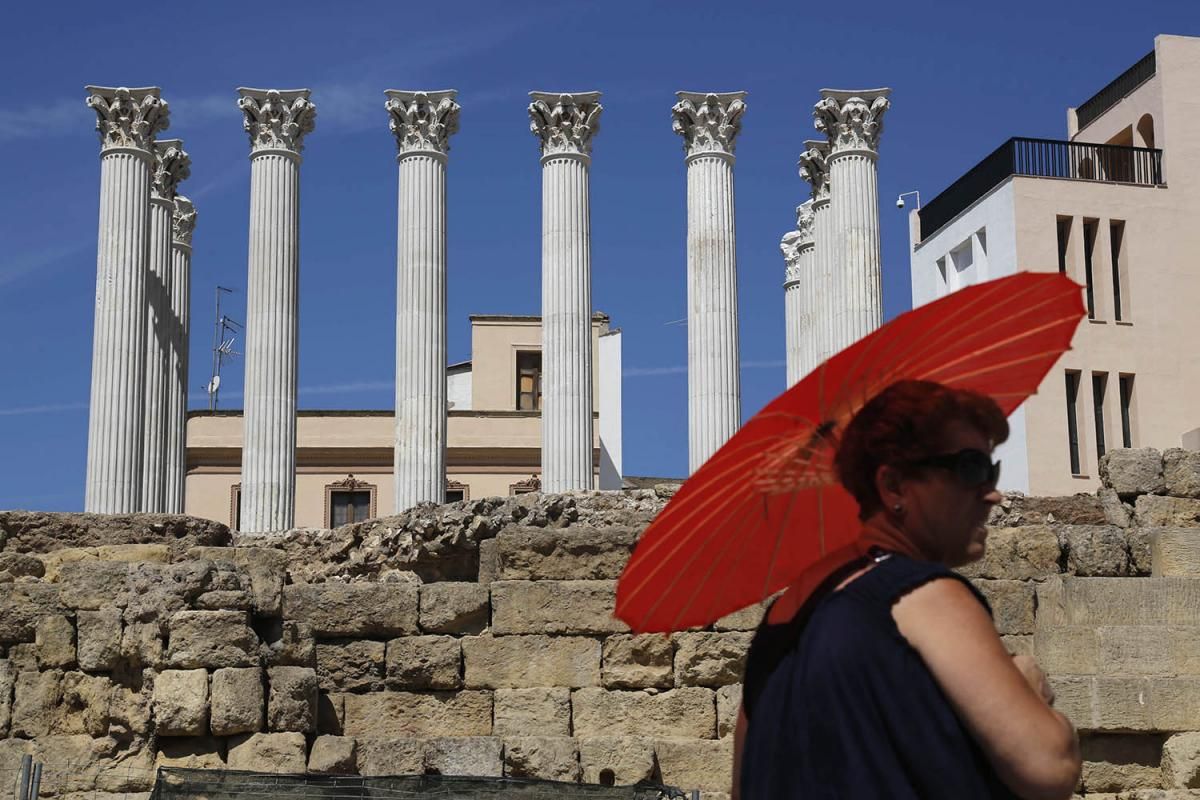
[909,34,1200,496]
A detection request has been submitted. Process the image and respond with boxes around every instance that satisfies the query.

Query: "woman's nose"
[982,487,1002,505]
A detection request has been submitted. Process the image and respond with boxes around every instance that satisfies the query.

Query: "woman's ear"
[874,463,904,510]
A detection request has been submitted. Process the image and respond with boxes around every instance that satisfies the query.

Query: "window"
[445,479,468,503]
[1092,373,1108,460]
[1056,217,1071,275]
[1119,374,1136,448]
[935,257,949,297]
[324,475,376,527]
[509,475,541,495]
[1082,220,1098,319]
[516,351,542,411]
[230,484,241,530]
[1110,220,1127,322]
[1065,371,1082,475]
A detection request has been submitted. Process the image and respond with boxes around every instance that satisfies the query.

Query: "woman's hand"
[1012,654,1055,705]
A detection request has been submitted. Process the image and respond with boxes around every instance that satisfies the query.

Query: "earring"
[892,503,904,514]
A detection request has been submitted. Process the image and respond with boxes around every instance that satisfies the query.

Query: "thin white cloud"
[0,401,88,417]
[0,98,80,142]
[0,240,90,288]
[625,360,784,378]
[300,380,391,396]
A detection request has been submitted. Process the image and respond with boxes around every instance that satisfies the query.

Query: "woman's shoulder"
[850,554,992,616]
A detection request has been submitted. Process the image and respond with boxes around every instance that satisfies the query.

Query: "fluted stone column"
[237,88,316,533]
[164,196,196,514]
[781,201,815,386]
[814,89,890,351]
[385,90,460,510]
[84,87,169,513]
[798,140,833,362]
[672,91,746,473]
[529,92,602,493]
[142,139,190,512]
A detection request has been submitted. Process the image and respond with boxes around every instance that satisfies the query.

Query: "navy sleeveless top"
[740,554,1019,799]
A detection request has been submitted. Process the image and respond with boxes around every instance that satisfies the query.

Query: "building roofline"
[470,312,611,323]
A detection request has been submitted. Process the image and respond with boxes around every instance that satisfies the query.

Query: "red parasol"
[616,271,1085,633]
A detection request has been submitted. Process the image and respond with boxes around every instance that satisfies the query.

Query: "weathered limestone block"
[717,684,741,738]
[56,560,130,610]
[261,619,315,667]
[11,669,61,737]
[58,671,115,736]
[1164,449,1200,499]
[1035,576,1200,627]
[156,737,226,769]
[1098,487,1133,529]
[166,610,258,669]
[1099,627,1178,676]
[283,582,419,638]
[491,580,626,635]
[210,667,264,736]
[385,635,460,690]
[1061,525,1133,576]
[308,735,357,774]
[425,736,503,777]
[972,579,1035,635]
[189,546,286,615]
[477,537,499,584]
[505,736,580,781]
[1001,634,1034,657]
[494,687,571,737]
[1149,677,1200,731]
[1152,529,1200,576]
[153,668,209,736]
[0,661,11,736]
[494,526,638,580]
[1129,528,1155,575]
[989,493,1109,526]
[572,687,716,739]
[1079,733,1164,793]
[419,582,488,634]
[958,526,1060,579]
[120,622,163,668]
[673,632,751,687]
[77,608,122,671]
[356,737,424,776]
[0,511,229,553]
[579,737,656,785]
[602,634,673,689]
[1162,731,1200,789]
[1134,496,1200,528]
[1034,627,1099,674]
[1054,676,1200,732]
[0,734,103,795]
[713,602,766,631]
[463,635,599,688]
[1101,448,1165,499]
[0,582,67,642]
[0,553,44,579]
[316,640,384,692]
[343,691,493,737]
[226,732,307,773]
[655,738,734,794]
[318,691,344,735]
[36,615,76,668]
[267,666,317,732]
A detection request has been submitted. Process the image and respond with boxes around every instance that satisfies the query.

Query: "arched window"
[1137,114,1155,150]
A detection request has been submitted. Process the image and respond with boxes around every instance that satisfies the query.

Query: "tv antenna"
[207,286,242,411]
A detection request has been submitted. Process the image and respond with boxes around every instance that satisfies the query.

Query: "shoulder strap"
[742,552,875,721]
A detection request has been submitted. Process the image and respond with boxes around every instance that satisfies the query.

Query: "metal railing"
[1076,49,1156,130]
[919,137,1163,241]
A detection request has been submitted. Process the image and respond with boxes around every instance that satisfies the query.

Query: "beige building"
[185,314,619,529]
[909,34,1200,496]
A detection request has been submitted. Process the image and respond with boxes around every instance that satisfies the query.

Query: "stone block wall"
[0,451,1199,799]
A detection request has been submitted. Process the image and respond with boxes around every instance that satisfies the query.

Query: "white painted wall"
[909,179,1029,494]
[599,330,623,490]
[447,367,472,411]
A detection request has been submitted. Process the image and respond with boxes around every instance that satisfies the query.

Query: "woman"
[735,380,1081,800]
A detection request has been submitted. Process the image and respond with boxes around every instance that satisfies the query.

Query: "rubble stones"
[210,667,264,736]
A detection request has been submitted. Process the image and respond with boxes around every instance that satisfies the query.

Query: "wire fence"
[1,759,158,799]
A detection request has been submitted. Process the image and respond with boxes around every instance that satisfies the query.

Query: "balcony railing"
[1076,50,1156,130]
[919,137,1163,241]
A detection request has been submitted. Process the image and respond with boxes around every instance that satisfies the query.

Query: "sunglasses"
[902,448,1001,488]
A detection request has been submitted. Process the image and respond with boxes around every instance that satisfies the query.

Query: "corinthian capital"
[798,139,830,202]
[152,139,191,202]
[813,88,891,156]
[237,88,317,156]
[781,202,814,284]
[672,91,746,158]
[172,196,197,246]
[85,86,169,153]
[529,91,602,158]
[384,89,460,157]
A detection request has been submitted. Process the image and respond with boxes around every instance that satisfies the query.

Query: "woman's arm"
[893,578,1081,800]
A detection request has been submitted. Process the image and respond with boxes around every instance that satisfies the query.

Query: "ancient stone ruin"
[2,448,1200,798]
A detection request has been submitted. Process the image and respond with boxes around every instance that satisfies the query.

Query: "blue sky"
[0,1,1195,510]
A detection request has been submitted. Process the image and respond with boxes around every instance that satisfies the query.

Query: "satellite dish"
[207,375,221,394]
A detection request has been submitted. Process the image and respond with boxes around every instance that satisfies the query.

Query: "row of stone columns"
[84,87,196,515]
[784,89,890,385]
